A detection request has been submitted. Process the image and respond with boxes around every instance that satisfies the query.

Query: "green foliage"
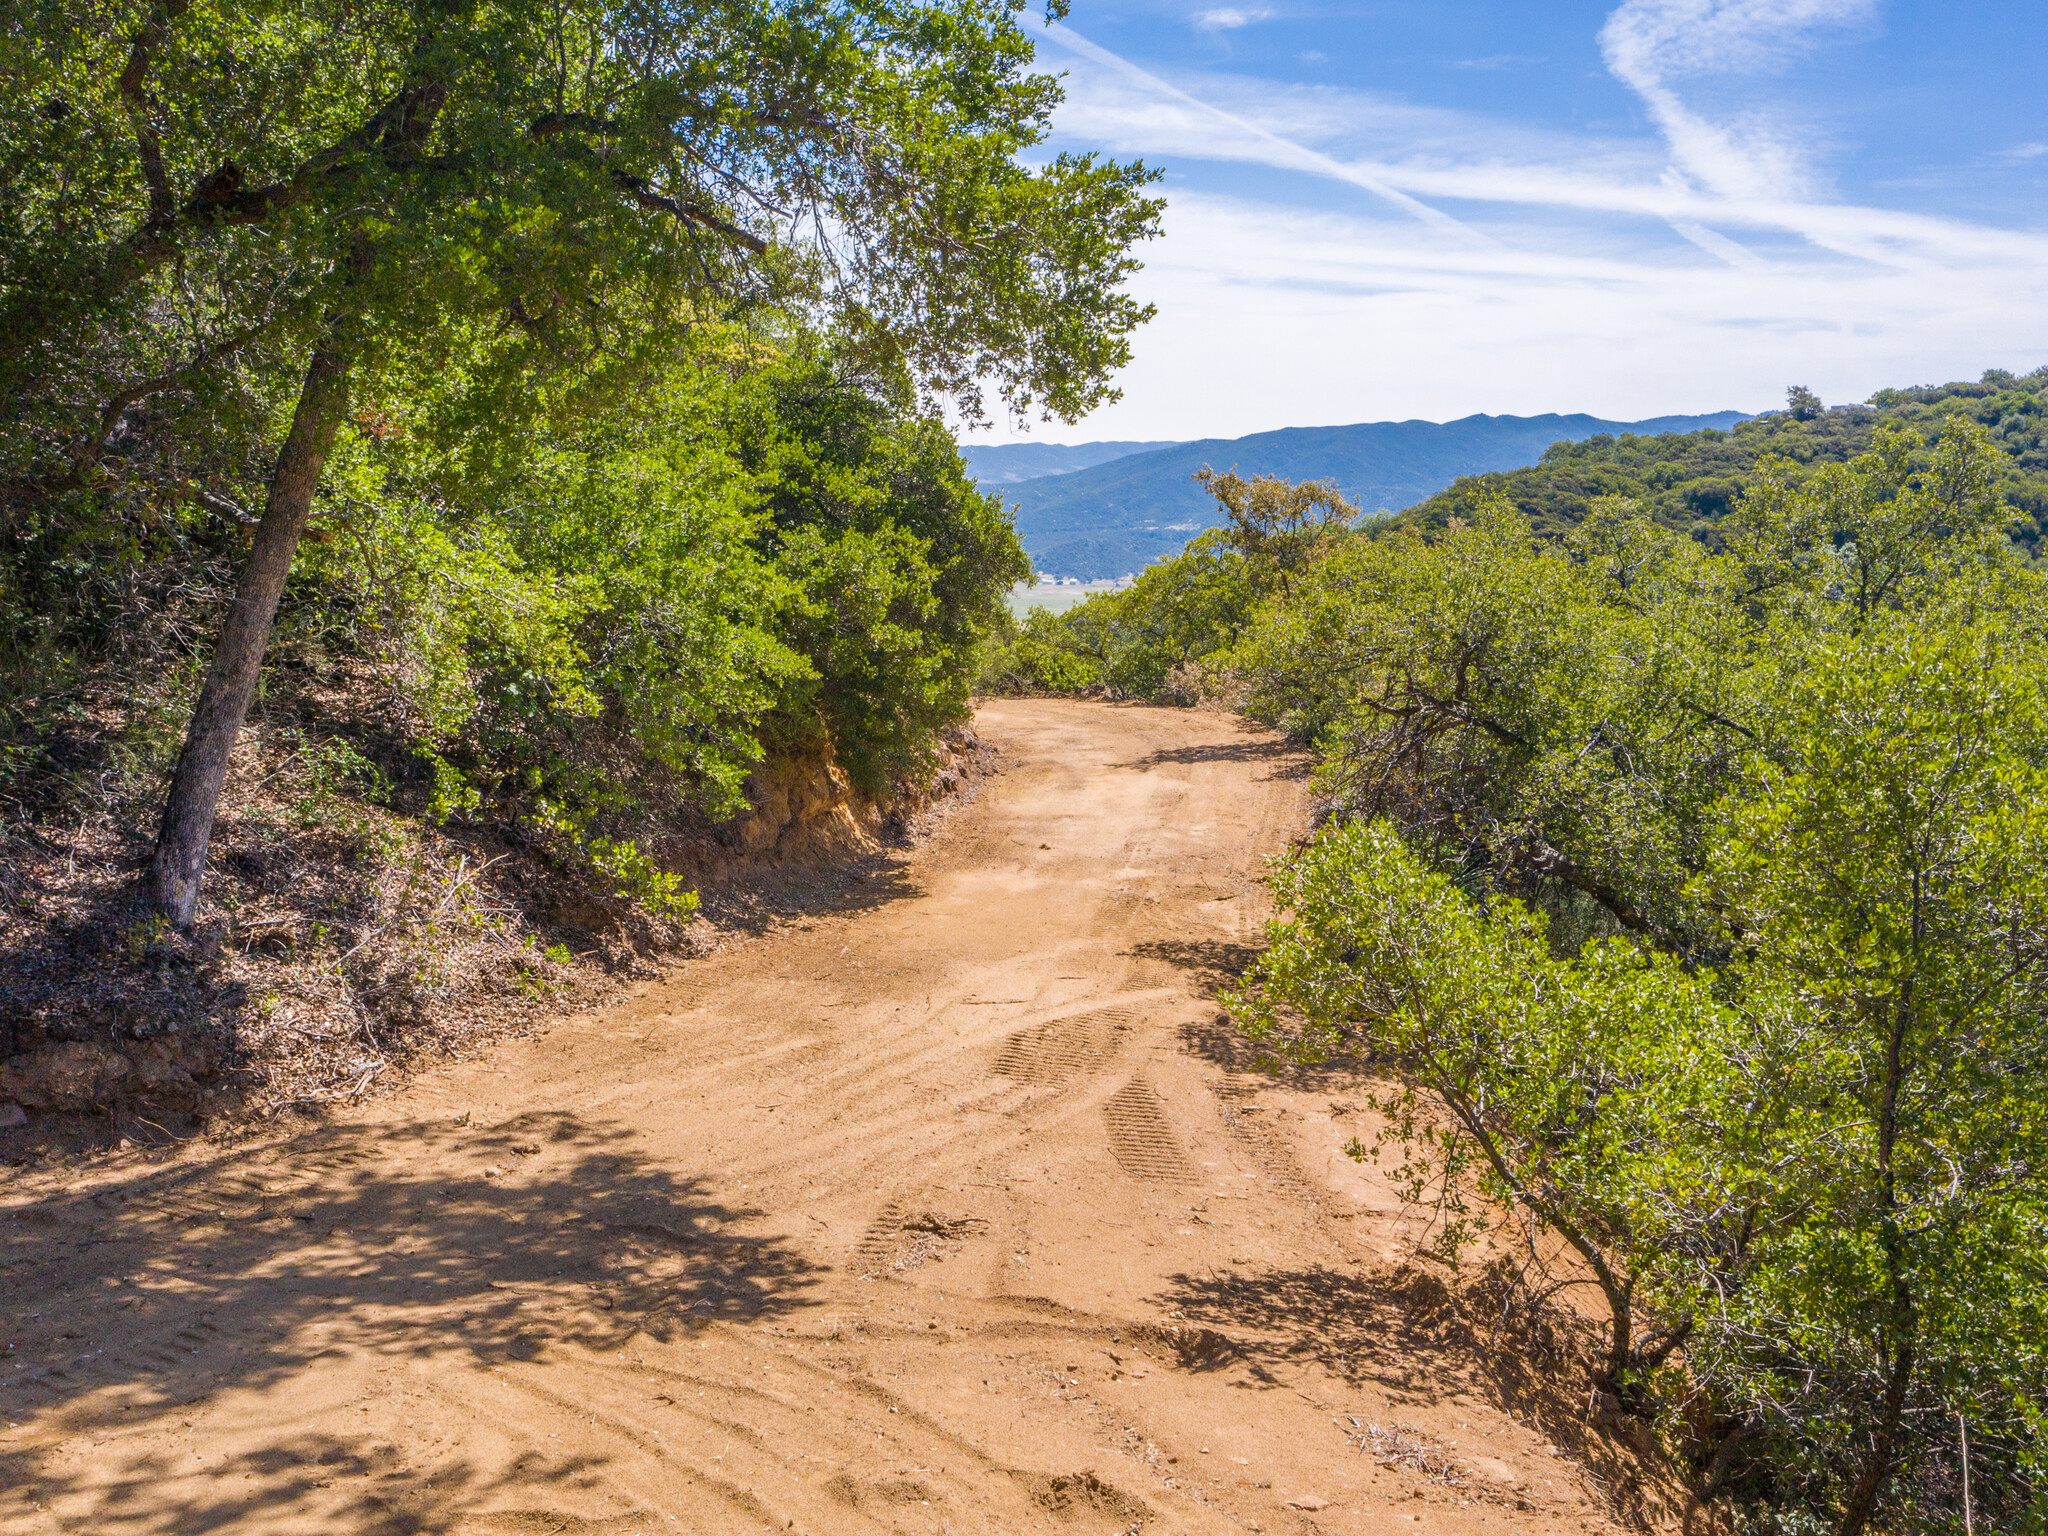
[584,834,700,920]
[1397,367,2048,552]
[1223,418,2048,1535]
[278,729,387,821]
[320,335,812,819]
[528,796,698,918]
[976,605,1104,694]
[1231,493,1750,948]
[1098,532,1257,697]
[976,494,1288,702]
[123,911,174,962]
[278,326,1022,896]
[0,0,1165,441]
[740,353,1029,788]
[422,752,482,824]
[1231,419,2028,954]
[1680,615,2048,1529]
[1193,467,1360,588]
[0,0,1149,912]
[1229,820,1726,1386]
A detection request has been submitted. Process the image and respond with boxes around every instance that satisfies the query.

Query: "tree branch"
[68,314,279,473]
[116,0,189,224]
[1528,838,1670,946]
[610,171,768,254]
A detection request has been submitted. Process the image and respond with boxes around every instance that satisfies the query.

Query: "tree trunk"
[1838,979,1921,1536]
[1836,1338,1913,1536]
[1693,1419,1751,1508]
[1600,1279,1634,1395]
[148,341,353,926]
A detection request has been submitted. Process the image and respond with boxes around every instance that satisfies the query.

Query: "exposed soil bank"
[0,729,994,1141]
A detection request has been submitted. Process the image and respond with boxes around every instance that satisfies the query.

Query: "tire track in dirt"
[1103,1079,1194,1183]
[993,1003,1141,1085]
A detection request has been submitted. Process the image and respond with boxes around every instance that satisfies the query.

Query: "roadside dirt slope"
[3,700,1646,1535]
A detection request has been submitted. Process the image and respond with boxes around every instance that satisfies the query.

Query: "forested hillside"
[0,0,1158,1110]
[1401,371,2048,548]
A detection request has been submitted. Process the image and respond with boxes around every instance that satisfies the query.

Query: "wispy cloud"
[1667,220,1766,268]
[1038,20,1483,238]
[1452,54,1545,70]
[1192,6,1270,30]
[1016,188,2048,440]
[1598,0,1878,198]
[1037,17,2033,266]
[1600,0,1878,79]
[990,4,2048,442]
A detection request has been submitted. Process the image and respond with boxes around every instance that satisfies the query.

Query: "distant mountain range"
[957,439,1182,485]
[973,411,1752,579]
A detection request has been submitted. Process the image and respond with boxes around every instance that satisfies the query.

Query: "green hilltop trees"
[1396,369,2048,550]
[1,0,1161,922]
[977,467,1351,698]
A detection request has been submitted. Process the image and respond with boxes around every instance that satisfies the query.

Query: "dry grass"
[0,729,669,1147]
[1346,1420,1467,1486]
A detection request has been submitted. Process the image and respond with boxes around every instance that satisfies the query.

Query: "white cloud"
[975,8,2048,443]
[1599,0,1877,80]
[1667,220,1766,268]
[994,191,2048,443]
[1193,7,1270,30]
[1599,0,1878,199]
[1040,23,1482,237]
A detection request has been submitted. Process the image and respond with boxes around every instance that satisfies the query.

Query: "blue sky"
[977,0,2048,442]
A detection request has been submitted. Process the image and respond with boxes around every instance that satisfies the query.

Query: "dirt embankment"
[2,701,1684,1536]
[0,727,996,1142]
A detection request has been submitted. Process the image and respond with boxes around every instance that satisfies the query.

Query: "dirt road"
[2,701,1638,1535]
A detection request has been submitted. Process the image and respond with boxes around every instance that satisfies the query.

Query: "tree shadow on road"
[1130,938,1371,1088]
[6,1427,618,1536]
[1153,1261,1674,1530]
[2,1109,824,1532]
[694,845,927,937]
[1115,737,1311,781]
[1128,937,1265,993]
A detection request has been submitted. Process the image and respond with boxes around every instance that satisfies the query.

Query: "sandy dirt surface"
[2,700,1658,1535]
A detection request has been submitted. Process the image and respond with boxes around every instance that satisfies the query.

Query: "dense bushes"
[1224,419,2048,1535]
[977,468,1346,701]
[1001,404,2048,1531]
[3,323,1028,908]
[977,531,1249,698]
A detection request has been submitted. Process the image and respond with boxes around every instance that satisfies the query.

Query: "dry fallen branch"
[1346,1418,1466,1486]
